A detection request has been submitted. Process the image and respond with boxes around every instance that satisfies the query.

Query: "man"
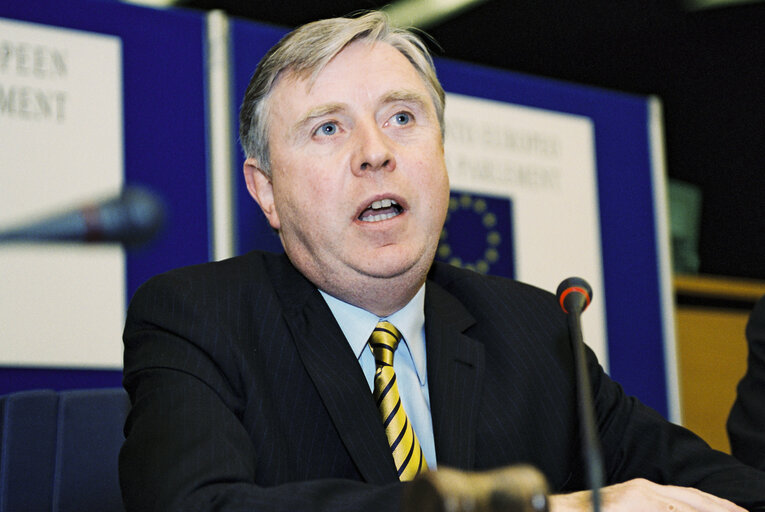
[119,11,765,511]
[728,294,765,471]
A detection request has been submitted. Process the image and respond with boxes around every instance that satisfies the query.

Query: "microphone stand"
[558,277,604,512]
[567,306,604,512]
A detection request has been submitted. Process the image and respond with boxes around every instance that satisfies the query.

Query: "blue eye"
[316,122,337,136]
[392,112,411,125]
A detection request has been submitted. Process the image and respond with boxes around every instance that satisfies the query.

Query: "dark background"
[180,0,765,280]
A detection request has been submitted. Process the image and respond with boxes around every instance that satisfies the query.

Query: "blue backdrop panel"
[0,0,210,393]
[231,18,285,255]
[0,367,123,394]
[230,20,668,418]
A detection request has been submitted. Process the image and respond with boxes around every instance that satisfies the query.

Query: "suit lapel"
[425,280,484,470]
[269,256,397,483]
[267,255,485,478]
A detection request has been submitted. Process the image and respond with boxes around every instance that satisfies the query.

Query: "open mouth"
[358,198,403,223]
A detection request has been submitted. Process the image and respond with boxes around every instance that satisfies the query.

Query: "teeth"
[370,198,397,210]
[360,198,400,222]
[360,211,399,223]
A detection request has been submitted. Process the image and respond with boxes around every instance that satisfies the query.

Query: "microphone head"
[556,277,593,314]
[0,185,165,247]
[96,186,166,246]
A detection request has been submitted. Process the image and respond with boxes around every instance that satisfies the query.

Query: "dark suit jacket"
[120,251,765,511]
[728,294,765,471]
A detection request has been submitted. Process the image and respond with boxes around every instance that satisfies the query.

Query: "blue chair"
[0,388,129,511]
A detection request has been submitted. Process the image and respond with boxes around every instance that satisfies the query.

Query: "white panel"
[0,18,124,368]
[649,96,682,423]
[444,93,608,365]
[206,10,236,261]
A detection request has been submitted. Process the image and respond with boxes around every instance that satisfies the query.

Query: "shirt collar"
[319,285,427,386]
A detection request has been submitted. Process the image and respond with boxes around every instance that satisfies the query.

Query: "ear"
[243,158,281,230]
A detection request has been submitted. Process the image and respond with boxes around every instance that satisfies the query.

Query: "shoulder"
[126,251,299,321]
[131,251,282,297]
[428,261,562,320]
[140,250,279,284]
[747,294,765,344]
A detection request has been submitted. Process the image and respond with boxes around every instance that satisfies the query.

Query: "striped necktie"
[369,321,428,480]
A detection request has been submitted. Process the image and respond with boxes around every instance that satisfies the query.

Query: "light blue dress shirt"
[319,286,438,469]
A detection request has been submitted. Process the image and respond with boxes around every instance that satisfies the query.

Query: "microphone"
[556,277,603,512]
[0,186,165,247]
[403,464,549,512]
[557,277,592,315]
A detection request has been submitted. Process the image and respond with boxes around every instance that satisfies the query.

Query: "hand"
[548,478,745,512]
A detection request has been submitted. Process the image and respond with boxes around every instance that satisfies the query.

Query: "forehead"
[270,41,432,114]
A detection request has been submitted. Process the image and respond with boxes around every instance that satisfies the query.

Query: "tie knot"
[369,321,402,367]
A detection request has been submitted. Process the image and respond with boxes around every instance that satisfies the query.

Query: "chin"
[356,251,430,281]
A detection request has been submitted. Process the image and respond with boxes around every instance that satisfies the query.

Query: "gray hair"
[238,10,445,177]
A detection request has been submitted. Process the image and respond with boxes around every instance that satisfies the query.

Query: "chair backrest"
[0,388,130,512]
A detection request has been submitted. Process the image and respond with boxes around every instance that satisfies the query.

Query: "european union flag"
[435,191,514,279]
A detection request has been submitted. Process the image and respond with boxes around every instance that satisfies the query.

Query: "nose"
[351,120,396,176]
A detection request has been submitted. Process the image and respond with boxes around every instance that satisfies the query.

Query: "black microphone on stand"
[0,186,165,248]
[403,464,549,512]
[556,277,604,512]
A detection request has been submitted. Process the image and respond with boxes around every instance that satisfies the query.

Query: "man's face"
[245,40,449,312]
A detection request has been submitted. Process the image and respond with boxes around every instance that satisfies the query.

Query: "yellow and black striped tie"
[370,321,428,481]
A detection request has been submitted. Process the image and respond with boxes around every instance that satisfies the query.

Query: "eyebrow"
[292,102,347,137]
[379,89,430,110]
